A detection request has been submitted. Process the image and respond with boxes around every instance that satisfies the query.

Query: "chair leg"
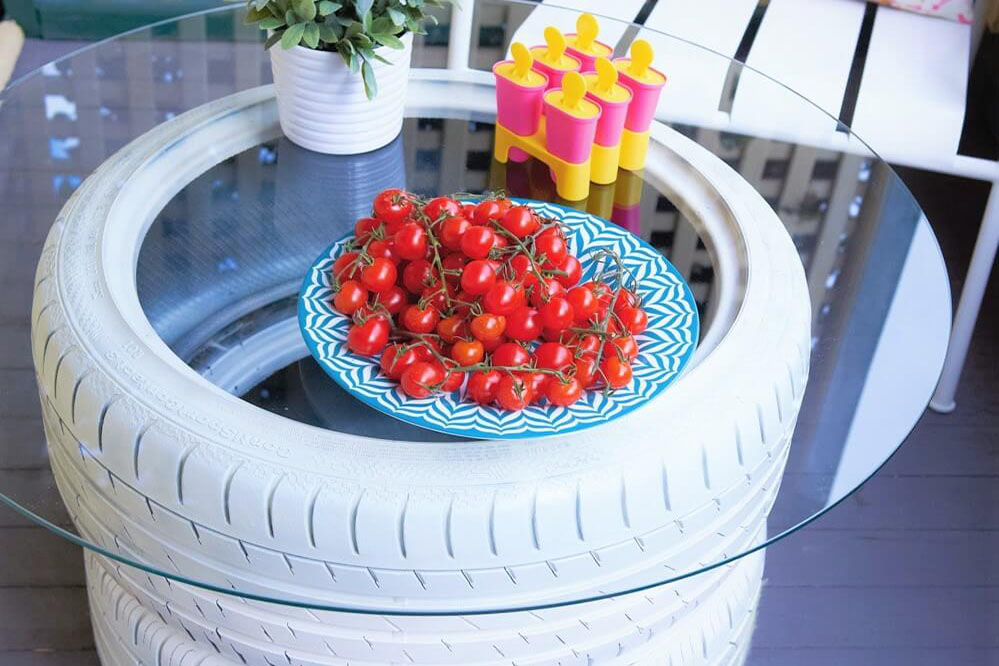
[930,179,999,413]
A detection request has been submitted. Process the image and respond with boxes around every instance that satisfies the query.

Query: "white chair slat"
[639,0,758,126]
[730,0,867,144]
[851,7,970,162]
[508,0,648,55]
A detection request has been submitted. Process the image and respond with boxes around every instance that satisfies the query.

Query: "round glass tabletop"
[0,0,950,615]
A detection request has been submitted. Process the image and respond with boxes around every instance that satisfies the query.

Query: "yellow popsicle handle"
[594,57,617,95]
[561,71,586,111]
[575,13,598,51]
[629,39,654,79]
[543,26,567,64]
[510,41,532,81]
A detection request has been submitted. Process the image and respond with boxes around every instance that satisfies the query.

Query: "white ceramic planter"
[269,31,412,155]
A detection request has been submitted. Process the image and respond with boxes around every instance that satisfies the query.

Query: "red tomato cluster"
[330,189,648,411]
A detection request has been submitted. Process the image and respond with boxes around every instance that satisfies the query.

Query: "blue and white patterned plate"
[298,200,699,440]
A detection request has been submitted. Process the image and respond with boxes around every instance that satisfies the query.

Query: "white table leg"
[930,180,999,413]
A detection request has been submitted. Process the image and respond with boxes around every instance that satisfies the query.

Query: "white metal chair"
[448,0,999,412]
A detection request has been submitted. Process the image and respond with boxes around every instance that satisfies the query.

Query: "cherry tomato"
[460,260,497,296]
[600,355,633,389]
[522,370,550,404]
[412,338,444,362]
[373,285,407,315]
[423,196,461,221]
[441,253,468,286]
[451,339,485,366]
[546,377,583,406]
[333,251,361,281]
[367,239,399,264]
[572,333,601,357]
[612,288,640,313]
[506,306,542,342]
[534,342,573,371]
[354,216,382,240]
[460,225,496,259]
[539,297,574,330]
[541,327,569,342]
[333,280,368,315]
[400,361,444,398]
[617,306,648,335]
[470,313,506,341]
[402,259,433,294]
[508,254,538,290]
[373,188,413,225]
[461,203,477,219]
[394,222,427,261]
[481,334,506,353]
[401,303,440,334]
[556,254,582,288]
[534,227,567,268]
[467,370,502,404]
[360,257,397,293]
[436,315,469,343]
[587,281,615,314]
[347,317,389,356]
[612,335,639,360]
[440,216,470,251]
[500,205,540,238]
[530,279,567,307]
[573,355,598,388]
[380,344,420,380]
[496,374,532,411]
[438,361,465,392]
[473,199,504,226]
[490,342,529,368]
[567,286,598,322]
[483,281,520,315]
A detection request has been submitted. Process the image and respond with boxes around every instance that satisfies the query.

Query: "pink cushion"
[872,0,975,24]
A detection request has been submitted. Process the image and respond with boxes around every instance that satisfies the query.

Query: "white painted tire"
[270,33,412,155]
[87,545,763,666]
[32,79,809,611]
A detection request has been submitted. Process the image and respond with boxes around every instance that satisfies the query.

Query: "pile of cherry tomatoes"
[330,189,649,411]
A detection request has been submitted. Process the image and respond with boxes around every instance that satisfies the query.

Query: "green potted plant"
[241,0,449,154]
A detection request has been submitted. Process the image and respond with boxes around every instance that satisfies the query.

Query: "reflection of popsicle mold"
[611,168,644,234]
[494,19,664,200]
[565,13,613,74]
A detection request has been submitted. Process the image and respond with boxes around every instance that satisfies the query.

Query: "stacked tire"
[31,85,810,665]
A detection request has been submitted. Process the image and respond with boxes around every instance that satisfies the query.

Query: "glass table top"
[0,1,951,614]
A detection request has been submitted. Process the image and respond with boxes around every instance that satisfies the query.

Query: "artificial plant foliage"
[240,0,450,99]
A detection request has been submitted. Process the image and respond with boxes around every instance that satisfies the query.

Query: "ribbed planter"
[269,31,413,155]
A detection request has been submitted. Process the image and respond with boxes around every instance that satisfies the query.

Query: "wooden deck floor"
[2,40,997,666]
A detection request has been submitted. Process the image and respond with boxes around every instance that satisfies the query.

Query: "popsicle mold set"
[492,13,667,201]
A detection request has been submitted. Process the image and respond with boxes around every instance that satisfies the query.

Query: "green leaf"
[362,8,373,33]
[355,0,375,20]
[285,9,298,24]
[371,16,393,33]
[349,51,361,73]
[244,6,270,22]
[302,21,320,47]
[387,7,405,25]
[343,20,363,39]
[318,24,341,42]
[264,30,283,49]
[361,59,378,100]
[257,16,284,29]
[254,0,270,9]
[291,0,317,21]
[281,21,306,47]
[354,32,373,46]
[373,32,403,49]
[317,0,341,15]
[369,50,392,65]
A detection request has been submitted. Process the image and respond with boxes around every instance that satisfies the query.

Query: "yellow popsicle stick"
[543,26,567,64]
[629,39,653,79]
[575,13,598,51]
[561,71,586,111]
[594,57,617,95]
[511,42,532,81]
